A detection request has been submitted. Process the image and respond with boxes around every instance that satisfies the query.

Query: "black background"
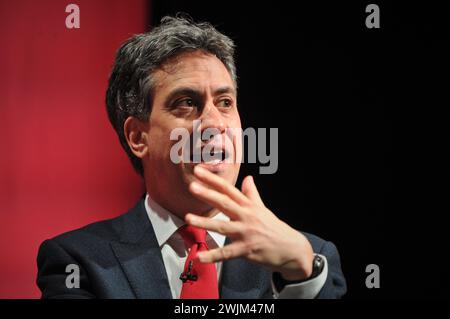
[151,0,448,299]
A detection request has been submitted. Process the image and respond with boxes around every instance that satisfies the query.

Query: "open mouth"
[189,148,231,165]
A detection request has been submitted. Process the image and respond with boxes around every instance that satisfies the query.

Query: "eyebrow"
[213,86,236,96]
[164,86,236,105]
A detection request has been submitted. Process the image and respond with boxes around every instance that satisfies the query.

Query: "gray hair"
[106,15,237,176]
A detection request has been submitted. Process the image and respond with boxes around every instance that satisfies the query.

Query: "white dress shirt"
[144,193,328,299]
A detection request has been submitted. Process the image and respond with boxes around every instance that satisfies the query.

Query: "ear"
[123,116,149,159]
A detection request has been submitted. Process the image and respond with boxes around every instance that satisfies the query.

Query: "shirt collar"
[144,193,228,248]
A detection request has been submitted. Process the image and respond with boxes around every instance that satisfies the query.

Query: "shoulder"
[39,198,145,252]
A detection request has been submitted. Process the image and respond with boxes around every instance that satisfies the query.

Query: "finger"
[189,181,245,220]
[185,213,243,235]
[241,175,264,206]
[197,242,248,263]
[193,165,250,206]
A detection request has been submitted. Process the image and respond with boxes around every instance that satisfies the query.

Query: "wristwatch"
[310,254,325,279]
[273,254,325,291]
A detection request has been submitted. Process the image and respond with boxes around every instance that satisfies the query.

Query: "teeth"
[189,149,228,164]
[203,159,222,165]
[203,151,223,164]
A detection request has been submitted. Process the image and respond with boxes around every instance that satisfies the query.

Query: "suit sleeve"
[36,239,95,299]
[315,240,347,299]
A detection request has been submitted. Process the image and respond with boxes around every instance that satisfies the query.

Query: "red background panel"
[0,0,148,298]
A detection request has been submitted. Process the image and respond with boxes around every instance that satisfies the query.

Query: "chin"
[184,162,238,184]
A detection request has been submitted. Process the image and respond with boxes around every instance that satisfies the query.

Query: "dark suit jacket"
[36,198,347,299]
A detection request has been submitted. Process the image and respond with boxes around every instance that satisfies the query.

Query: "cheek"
[230,112,242,130]
[147,124,195,175]
[146,124,174,161]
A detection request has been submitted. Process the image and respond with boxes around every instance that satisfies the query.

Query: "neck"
[146,188,219,220]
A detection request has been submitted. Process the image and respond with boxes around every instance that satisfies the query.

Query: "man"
[37,16,346,299]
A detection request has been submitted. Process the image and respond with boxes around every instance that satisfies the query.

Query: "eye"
[218,98,233,108]
[175,98,197,108]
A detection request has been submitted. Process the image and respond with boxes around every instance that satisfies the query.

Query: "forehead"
[152,51,235,94]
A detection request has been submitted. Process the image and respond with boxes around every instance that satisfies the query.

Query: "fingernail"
[186,214,196,223]
[194,165,205,176]
[190,181,201,193]
[197,252,205,262]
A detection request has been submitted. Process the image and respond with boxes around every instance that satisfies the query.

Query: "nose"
[199,100,226,136]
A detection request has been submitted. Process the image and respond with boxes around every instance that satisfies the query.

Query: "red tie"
[178,225,219,299]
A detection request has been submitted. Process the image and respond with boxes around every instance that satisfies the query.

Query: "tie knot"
[179,225,207,245]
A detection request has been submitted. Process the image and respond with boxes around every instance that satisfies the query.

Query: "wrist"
[279,254,313,281]
[278,254,324,282]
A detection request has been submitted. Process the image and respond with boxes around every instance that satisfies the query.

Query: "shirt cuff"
[272,254,328,299]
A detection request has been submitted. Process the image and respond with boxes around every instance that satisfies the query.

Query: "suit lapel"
[109,198,271,299]
[110,198,172,299]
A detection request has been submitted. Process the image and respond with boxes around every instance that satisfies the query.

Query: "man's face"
[142,50,241,217]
